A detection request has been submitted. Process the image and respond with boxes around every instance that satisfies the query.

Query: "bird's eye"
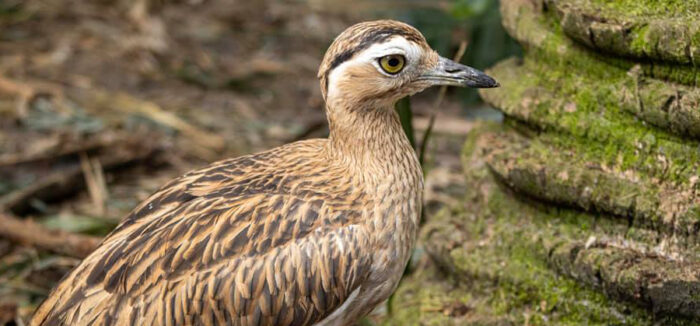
[379,55,405,75]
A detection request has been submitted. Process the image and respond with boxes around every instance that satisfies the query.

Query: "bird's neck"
[325,101,422,188]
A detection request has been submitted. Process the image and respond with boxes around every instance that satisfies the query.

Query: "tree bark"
[388,0,699,324]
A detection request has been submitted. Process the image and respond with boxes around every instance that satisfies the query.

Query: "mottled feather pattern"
[31,20,428,326]
[32,140,388,325]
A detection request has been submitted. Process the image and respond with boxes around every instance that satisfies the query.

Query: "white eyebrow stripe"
[355,37,422,63]
[325,36,425,98]
[379,47,407,56]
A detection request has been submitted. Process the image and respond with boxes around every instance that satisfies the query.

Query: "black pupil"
[388,57,400,67]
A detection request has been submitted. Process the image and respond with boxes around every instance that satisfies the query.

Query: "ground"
[0,0,493,323]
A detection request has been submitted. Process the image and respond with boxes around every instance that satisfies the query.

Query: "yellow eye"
[379,55,405,74]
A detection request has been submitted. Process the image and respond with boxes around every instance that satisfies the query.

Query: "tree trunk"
[387,0,699,324]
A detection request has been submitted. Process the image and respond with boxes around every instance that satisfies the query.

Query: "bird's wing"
[32,141,374,326]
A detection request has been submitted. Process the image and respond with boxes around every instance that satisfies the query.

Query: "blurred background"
[0,0,519,323]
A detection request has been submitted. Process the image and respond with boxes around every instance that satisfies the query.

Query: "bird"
[30,20,498,326]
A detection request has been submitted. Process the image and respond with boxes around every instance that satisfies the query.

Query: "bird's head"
[318,20,498,108]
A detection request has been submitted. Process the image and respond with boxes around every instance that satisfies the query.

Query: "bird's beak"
[418,56,499,88]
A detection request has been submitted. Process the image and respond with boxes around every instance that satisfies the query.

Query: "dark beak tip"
[475,76,499,88]
[483,74,500,88]
[470,69,498,88]
[484,74,499,88]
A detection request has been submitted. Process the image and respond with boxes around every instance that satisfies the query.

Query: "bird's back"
[30,139,386,326]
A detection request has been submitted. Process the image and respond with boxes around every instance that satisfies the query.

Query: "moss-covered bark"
[497,0,700,140]
[388,124,698,325]
[386,0,699,324]
[499,0,700,87]
[384,264,508,326]
[484,126,698,252]
[482,58,700,185]
[545,0,700,66]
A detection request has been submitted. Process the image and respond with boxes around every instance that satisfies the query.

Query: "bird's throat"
[325,102,421,186]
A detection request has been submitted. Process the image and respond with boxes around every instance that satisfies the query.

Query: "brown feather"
[31,19,430,326]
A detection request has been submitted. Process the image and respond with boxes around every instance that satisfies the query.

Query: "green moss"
[423,180,695,324]
[628,24,652,55]
[619,70,700,138]
[545,0,700,65]
[385,265,510,326]
[546,0,700,64]
[499,0,700,85]
[386,124,699,324]
[481,127,699,250]
[424,128,700,325]
[480,58,700,188]
[573,0,698,20]
[445,2,700,324]
[424,206,635,325]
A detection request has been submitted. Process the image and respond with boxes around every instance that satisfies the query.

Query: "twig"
[0,135,158,213]
[418,114,435,166]
[418,41,469,161]
[0,302,17,326]
[0,75,66,117]
[0,75,34,117]
[0,75,34,98]
[0,164,84,213]
[80,152,108,216]
[0,213,100,259]
[0,132,128,166]
[433,41,468,109]
[85,90,225,152]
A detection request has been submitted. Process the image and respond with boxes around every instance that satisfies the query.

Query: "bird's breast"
[364,167,423,284]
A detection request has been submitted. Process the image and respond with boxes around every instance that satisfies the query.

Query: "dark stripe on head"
[328,27,424,72]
